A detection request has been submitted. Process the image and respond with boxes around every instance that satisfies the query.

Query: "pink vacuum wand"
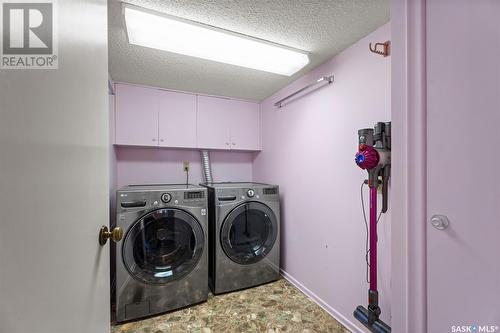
[353,122,391,333]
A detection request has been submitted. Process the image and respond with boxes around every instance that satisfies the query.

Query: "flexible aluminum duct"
[200,150,213,184]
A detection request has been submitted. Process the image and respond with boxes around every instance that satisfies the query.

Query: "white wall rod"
[274,75,334,108]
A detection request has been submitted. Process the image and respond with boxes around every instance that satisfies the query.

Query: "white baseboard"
[280,269,366,333]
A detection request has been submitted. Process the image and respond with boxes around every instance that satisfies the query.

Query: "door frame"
[390,0,427,332]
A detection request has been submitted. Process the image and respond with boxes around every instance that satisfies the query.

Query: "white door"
[197,95,232,150]
[229,100,260,150]
[0,1,110,333]
[115,84,159,147]
[426,1,500,332]
[158,90,197,148]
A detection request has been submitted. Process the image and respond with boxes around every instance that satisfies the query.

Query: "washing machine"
[202,182,280,294]
[114,184,208,322]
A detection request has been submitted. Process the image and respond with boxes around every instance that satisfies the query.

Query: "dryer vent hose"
[200,150,213,184]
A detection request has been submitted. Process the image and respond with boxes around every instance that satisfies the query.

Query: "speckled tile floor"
[112,278,351,333]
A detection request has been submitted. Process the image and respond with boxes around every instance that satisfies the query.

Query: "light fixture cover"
[124,4,309,76]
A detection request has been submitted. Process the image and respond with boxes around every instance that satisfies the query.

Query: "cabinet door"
[115,84,159,146]
[229,100,260,150]
[158,90,197,148]
[197,96,231,150]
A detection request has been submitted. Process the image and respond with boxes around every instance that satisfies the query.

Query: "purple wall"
[115,147,254,188]
[253,23,391,332]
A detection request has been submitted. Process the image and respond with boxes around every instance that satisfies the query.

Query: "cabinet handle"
[152,138,157,142]
[232,142,236,145]
[160,139,164,142]
[226,142,229,145]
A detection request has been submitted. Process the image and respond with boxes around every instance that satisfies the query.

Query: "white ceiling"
[108,0,389,101]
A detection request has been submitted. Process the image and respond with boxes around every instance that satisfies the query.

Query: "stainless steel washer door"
[122,208,204,285]
[220,202,278,265]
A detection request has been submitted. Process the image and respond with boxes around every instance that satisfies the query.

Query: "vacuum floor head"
[353,306,391,333]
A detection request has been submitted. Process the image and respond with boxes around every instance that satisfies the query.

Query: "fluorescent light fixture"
[123,4,309,76]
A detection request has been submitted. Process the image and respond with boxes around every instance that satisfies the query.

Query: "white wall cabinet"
[115,84,197,148]
[115,83,260,151]
[115,84,159,146]
[158,90,197,148]
[229,99,261,150]
[196,95,260,150]
[196,96,232,150]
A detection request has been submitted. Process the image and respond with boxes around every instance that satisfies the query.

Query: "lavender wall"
[115,147,254,188]
[253,23,391,332]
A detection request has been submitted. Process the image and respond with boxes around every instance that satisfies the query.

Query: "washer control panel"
[118,187,207,212]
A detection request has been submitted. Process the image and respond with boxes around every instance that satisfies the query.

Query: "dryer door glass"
[122,208,204,285]
[221,202,278,265]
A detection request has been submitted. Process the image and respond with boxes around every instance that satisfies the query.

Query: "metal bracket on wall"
[274,75,334,108]
[369,41,390,57]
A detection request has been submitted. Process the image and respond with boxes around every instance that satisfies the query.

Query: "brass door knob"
[99,226,123,246]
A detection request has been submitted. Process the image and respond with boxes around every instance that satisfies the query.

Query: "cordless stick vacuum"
[353,122,391,333]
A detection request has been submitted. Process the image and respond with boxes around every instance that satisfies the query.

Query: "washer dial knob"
[161,193,172,203]
[247,189,255,198]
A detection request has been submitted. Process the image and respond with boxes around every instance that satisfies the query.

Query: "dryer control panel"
[214,185,279,203]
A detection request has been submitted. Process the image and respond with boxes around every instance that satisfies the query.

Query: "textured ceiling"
[108,0,389,101]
